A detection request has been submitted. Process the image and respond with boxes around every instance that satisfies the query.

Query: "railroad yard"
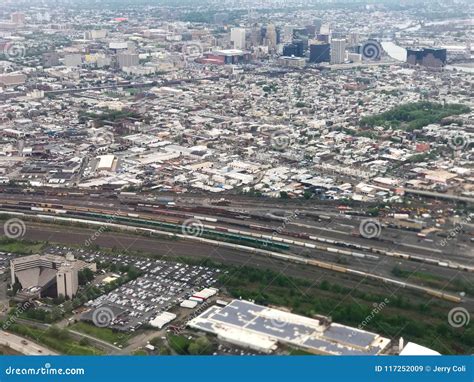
[0,188,472,307]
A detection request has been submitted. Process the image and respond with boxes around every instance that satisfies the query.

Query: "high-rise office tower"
[231,28,246,50]
[330,38,346,64]
[320,23,331,35]
[309,42,330,63]
[317,34,330,44]
[313,18,322,34]
[265,24,277,50]
[283,40,305,57]
[250,26,262,47]
[348,32,360,46]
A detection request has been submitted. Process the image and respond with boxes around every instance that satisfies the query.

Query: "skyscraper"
[330,39,346,64]
[313,18,322,34]
[265,24,277,51]
[309,43,330,63]
[250,26,262,47]
[283,41,304,57]
[231,28,246,50]
[348,32,359,46]
[317,34,330,44]
[406,48,447,68]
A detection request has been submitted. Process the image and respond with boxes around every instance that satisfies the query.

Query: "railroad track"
[0,208,465,304]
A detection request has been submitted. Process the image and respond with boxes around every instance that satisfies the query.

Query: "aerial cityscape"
[0,0,472,361]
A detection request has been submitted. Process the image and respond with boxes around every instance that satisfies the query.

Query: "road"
[6,317,121,354]
[0,330,57,355]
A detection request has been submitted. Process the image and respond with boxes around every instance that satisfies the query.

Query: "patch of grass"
[288,348,315,355]
[69,322,129,347]
[392,266,443,282]
[4,323,103,355]
[0,237,44,254]
[391,266,471,294]
[166,334,215,355]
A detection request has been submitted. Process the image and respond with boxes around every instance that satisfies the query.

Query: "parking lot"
[76,251,221,331]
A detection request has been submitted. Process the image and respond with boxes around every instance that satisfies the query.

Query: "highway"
[5,318,120,354]
[0,330,57,355]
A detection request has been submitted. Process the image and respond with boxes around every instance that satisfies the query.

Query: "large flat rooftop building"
[189,299,391,355]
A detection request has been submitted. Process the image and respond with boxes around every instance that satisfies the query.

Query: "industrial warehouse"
[188,300,391,355]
